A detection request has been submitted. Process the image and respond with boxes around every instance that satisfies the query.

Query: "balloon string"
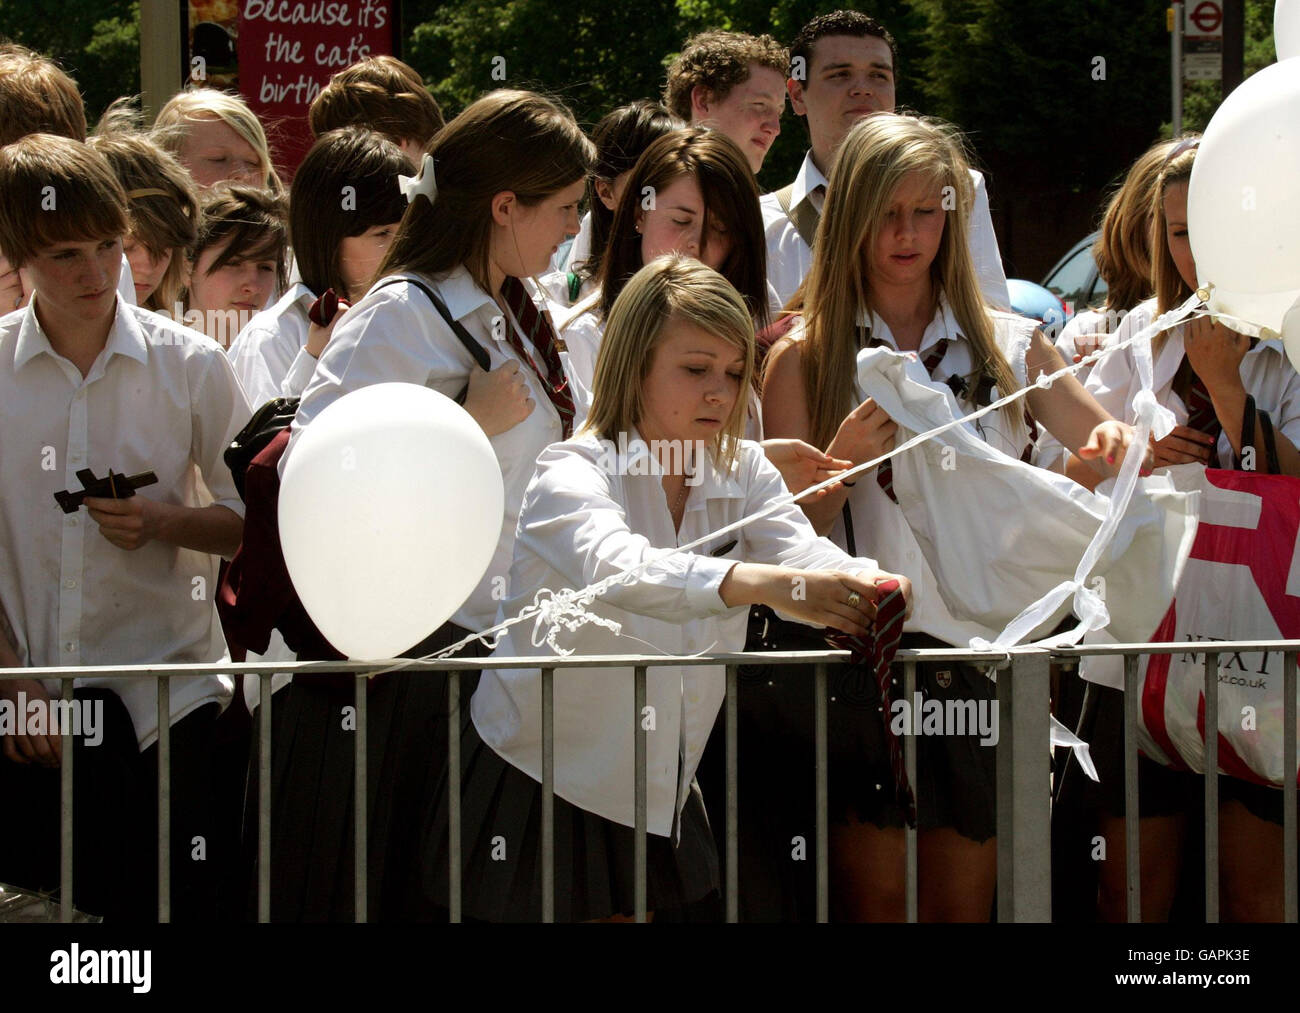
[370,296,1204,678]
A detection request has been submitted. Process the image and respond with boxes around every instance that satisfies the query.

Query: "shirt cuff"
[281,346,318,399]
[684,554,738,614]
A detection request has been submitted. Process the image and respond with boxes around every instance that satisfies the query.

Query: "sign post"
[1183,0,1225,81]
[1171,2,1184,136]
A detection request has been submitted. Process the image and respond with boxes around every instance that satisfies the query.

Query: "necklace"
[671,481,688,516]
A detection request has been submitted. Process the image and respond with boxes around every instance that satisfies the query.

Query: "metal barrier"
[2,640,1297,924]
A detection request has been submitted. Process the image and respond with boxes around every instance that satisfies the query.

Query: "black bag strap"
[842,501,856,557]
[1260,408,1281,474]
[374,275,491,371]
[1237,395,1256,471]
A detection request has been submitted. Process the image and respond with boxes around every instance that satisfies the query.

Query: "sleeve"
[735,447,879,575]
[227,324,297,408]
[968,170,1011,311]
[1263,350,1300,447]
[1083,311,1141,424]
[280,345,319,398]
[515,446,736,621]
[289,286,474,452]
[190,346,253,519]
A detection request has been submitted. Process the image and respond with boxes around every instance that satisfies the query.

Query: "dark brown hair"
[377,89,594,292]
[0,133,126,267]
[188,184,288,294]
[291,127,410,298]
[789,10,898,80]
[577,101,683,283]
[598,128,768,329]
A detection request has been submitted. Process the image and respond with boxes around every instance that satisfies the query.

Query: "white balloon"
[1187,58,1300,336]
[279,382,504,659]
[1277,0,1300,61]
[1284,295,1300,374]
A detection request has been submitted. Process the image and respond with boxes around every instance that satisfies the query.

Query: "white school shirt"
[761,150,1011,311]
[226,282,316,407]
[470,433,880,836]
[1037,308,1116,471]
[1084,298,1300,463]
[286,266,567,633]
[811,296,1034,646]
[0,296,248,747]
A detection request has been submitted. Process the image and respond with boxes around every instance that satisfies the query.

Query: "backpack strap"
[374,275,491,371]
[774,181,820,249]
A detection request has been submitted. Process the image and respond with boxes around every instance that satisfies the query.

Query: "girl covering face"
[761,113,1144,922]
[424,255,910,922]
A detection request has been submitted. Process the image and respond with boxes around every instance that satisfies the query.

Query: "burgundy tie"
[499,276,575,438]
[824,578,915,825]
[872,339,948,504]
[1185,372,1222,468]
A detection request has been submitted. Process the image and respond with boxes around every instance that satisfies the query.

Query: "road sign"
[1183,0,1224,81]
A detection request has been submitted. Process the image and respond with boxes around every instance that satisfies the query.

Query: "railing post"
[541,666,555,923]
[60,679,75,924]
[1204,651,1219,923]
[157,674,170,923]
[258,673,272,923]
[1285,652,1298,924]
[725,664,739,924]
[634,665,648,923]
[814,662,829,924]
[1123,654,1142,923]
[354,674,367,924]
[903,659,918,924]
[996,649,1051,922]
[447,668,462,924]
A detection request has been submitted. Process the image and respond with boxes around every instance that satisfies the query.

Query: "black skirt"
[243,621,487,922]
[419,702,720,922]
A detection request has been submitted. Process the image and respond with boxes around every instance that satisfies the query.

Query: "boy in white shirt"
[0,134,250,920]
[762,11,1009,311]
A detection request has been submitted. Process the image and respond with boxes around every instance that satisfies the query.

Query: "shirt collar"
[14,294,147,373]
[282,282,316,316]
[790,150,830,207]
[432,264,498,323]
[857,290,963,355]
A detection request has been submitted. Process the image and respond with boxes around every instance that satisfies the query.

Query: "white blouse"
[800,297,1036,646]
[286,266,567,633]
[226,282,316,407]
[1084,298,1300,460]
[471,433,881,836]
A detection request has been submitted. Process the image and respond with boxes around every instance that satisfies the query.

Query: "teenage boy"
[309,54,445,164]
[763,11,1009,309]
[0,134,250,920]
[663,30,788,174]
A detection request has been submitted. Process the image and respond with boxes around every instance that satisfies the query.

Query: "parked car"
[1006,230,1103,339]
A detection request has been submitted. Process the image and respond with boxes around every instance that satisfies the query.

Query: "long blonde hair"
[581,254,755,473]
[1092,138,1176,317]
[798,113,1018,451]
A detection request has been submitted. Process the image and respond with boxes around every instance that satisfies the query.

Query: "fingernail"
[1107,454,1115,463]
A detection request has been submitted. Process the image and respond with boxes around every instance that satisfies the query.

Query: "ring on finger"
[846,591,862,609]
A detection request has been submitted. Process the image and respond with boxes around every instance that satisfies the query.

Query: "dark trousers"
[0,689,221,922]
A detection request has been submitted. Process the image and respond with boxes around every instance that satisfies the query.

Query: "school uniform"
[1079,296,1300,825]
[0,294,249,918]
[262,266,569,920]
[226,282,317,407]
[419,432,881,921]
[761,150,1011,312]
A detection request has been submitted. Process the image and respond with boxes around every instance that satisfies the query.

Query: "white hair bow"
[397,153,437,205]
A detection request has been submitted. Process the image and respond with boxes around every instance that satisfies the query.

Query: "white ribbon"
[397,153,437,205]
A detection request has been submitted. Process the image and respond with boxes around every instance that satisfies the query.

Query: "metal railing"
[2,640,1297,923]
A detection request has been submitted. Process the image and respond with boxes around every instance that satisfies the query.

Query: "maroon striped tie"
[825,578,915,825]
[499,276,575,438]
[1185,372,1222,468]
[873,340,948,504]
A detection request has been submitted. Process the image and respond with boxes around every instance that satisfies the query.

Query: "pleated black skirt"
[243,621,486,922]
[419,703,721,922]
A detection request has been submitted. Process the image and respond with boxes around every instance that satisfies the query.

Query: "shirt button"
[66,517,78,527]
[64,578,77,589]
[64,641,76,653]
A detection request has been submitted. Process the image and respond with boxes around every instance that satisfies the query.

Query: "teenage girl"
[762,113,1143,921]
